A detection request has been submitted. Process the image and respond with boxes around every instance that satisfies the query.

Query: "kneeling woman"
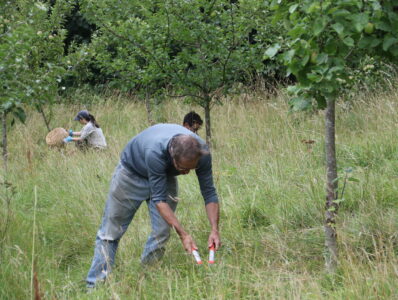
[64,110,107,150]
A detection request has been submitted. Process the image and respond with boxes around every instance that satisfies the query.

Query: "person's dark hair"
[183,111,203,127]
[75,110,100,128]
[169,135,209,162]
[87,114,100,128]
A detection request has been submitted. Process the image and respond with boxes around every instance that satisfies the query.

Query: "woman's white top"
[81,122,107,149]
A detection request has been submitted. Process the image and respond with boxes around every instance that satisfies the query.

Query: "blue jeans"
[86,163,178,287]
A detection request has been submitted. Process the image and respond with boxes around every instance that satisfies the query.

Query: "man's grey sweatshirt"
[120,124,219,205]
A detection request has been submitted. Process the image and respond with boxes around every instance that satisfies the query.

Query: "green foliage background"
[1,0,398,298]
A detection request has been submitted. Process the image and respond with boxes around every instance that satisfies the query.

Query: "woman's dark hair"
[87,114,100,128]
[75,110,100,128]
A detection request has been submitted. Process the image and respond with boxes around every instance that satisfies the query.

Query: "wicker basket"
[46,128,68,147]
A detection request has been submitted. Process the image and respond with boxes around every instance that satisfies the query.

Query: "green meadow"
[1,89,398,299]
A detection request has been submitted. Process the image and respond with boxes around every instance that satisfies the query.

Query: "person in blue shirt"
[86,124,220,288]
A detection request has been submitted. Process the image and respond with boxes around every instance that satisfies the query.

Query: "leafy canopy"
[266,0,398,111]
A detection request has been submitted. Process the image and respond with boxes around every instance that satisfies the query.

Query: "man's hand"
[181,234,198,253]
[205,202,220,250]
[208,229,221,250]
[155,202,196,253]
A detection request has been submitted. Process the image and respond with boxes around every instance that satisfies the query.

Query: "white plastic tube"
[192,249,202,264]
[208,245,215,264]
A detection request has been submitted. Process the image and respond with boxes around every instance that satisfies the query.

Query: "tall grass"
[1,89,398,299]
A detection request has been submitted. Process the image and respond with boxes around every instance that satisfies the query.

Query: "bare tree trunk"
[145,96,155,126]
[324,98,339,272]
[204,99,212,147]
[2,111,8,173]
[0,111,10,250]
[37,104,51,132]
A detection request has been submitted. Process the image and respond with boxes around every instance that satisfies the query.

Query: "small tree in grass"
[159,0,255,146]
[0,1,72,170]
[266,0,398,272]
[0,4,34,170]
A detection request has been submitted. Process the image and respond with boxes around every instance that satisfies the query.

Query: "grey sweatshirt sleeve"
[145,149,168,203]
[80,123,95,140]
[195,153,219,205]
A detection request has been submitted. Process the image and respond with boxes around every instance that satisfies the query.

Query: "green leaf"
[350,13,369,32]
[264,43,281,59]
[289,4,299,14]
[375,21,391,32]
[270,0,282,10]
[324,39,338,54]
[289,96,312,111]
[342,37,354,47]
[307,72,323,82]
[332,23,344,36]
[382,36,398,51]
[370,38,381,48]
[333,198,345,204]
[286,85,301,95]
[329,66,344,74]
[282,49,295,63]
[301,54,309,66]
[307,3,321,14]
[2,101,14,112]
[390,47,398,57]
[348,177,360,182]
[12,107,26,123]
[288,25,306,38]
[358,36,373,48]
[313,17,328,36]
[330,9,350,18]
[315,96,327,109]
[316,53,329,64]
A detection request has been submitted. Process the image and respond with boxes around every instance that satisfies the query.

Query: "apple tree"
[266,0,398,271]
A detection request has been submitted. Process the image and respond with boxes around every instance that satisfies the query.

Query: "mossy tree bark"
[324,98,339,272]
[145,96,155,126]
[2,112,8,173]
[204,98,212,147]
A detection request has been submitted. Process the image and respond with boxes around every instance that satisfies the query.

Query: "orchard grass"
[1,88,398,299]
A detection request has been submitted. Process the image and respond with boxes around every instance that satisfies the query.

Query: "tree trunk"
[324,98,339,272]
[37,104,51,132]
[204,98,212,147]
[145,96,155,126]
[2,111,8,173]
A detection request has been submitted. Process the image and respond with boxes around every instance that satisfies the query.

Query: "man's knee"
[152,226,171,243]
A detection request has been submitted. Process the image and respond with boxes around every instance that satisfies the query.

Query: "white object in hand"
[208,245,215,264]
[192,249,202,264]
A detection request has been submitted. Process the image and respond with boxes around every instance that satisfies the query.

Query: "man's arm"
[156,202,197,253]
[145,150,198,253]
[205,202,221,250]
[196,152,221,249]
